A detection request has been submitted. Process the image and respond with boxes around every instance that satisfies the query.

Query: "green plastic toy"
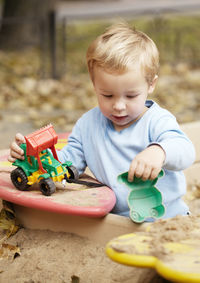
[10,125,79,196]
[11,144,76,196]
[117,170,165,223]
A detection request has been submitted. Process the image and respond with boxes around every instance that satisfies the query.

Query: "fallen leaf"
[0,202,20,238]
[0,243,21,260]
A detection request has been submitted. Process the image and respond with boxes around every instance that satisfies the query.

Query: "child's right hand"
[8,133,26,163]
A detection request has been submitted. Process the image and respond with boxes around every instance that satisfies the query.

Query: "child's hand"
[128,145,165,182]
[8,133,26,163]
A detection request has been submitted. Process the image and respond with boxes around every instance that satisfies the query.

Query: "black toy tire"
[10,168,30,191]
[67,165,79,180]
[39,178,56,196]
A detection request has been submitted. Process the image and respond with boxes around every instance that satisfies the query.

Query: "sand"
[0,228,148,283]
[0,196,198,283]
[110,214,200,258]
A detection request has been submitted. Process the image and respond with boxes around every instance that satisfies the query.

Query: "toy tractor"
[10,125,79,196]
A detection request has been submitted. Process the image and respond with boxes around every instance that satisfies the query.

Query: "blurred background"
[0,0,200,148]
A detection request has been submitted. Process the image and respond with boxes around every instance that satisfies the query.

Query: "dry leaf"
[0,243,20,260]
[0,202,20,238]
[0,48,200,131]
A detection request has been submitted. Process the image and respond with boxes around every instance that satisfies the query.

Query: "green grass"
[63,14,200,74]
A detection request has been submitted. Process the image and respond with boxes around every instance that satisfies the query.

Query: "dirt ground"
[0,228,151,283]
[0,197,198,283]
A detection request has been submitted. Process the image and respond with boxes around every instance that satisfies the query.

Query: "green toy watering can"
[118,170,165,223]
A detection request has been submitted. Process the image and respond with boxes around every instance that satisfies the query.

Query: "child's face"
[93,66,156,131]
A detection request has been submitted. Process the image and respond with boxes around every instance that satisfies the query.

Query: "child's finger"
[150,167,160,180]
[8,150,24,162]
[128,162,137,182]
[11,150,24,160]
[10,141,24,156]
[15,133,25,144]
[128,160,143,181]
[7,156,16,163]
[134,162,145,179]
[141,166,152,181]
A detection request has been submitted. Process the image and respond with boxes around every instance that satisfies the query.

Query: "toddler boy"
[9,22,195,218]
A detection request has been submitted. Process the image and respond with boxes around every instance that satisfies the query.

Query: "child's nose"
[113,100,126,111]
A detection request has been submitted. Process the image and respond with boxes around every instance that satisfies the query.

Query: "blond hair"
[86,22,159,84]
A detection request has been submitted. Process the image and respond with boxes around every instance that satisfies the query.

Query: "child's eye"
[126,94,139,99]
[102,94,112,98]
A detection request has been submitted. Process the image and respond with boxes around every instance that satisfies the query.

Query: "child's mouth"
[112,115,128,122]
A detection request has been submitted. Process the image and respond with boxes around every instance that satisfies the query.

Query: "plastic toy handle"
[118,169,164,189]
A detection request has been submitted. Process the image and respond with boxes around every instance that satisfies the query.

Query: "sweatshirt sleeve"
[149,114,196,171]
[57,119,87,175]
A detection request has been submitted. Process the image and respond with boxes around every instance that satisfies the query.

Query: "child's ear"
[148,75,158,94]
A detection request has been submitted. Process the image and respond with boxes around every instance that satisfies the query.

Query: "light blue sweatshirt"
[58,100,195,218]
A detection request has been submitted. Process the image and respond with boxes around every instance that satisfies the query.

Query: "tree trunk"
[0,0,55,49]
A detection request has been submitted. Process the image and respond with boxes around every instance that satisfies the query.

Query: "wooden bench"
[50,0,200,78]
[1,121,199,244]
[56,0,200,21]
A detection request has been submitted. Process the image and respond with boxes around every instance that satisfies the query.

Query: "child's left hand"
[128,145,166,182]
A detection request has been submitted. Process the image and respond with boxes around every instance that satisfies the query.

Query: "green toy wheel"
[11,168,30,191]
[67,165,79,180]
[150,208,159,218]
[39,178,56,196]
[130,210,144,223]
[150,205,165,218]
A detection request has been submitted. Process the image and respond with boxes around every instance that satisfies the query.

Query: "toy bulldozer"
[10,125,79,196]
